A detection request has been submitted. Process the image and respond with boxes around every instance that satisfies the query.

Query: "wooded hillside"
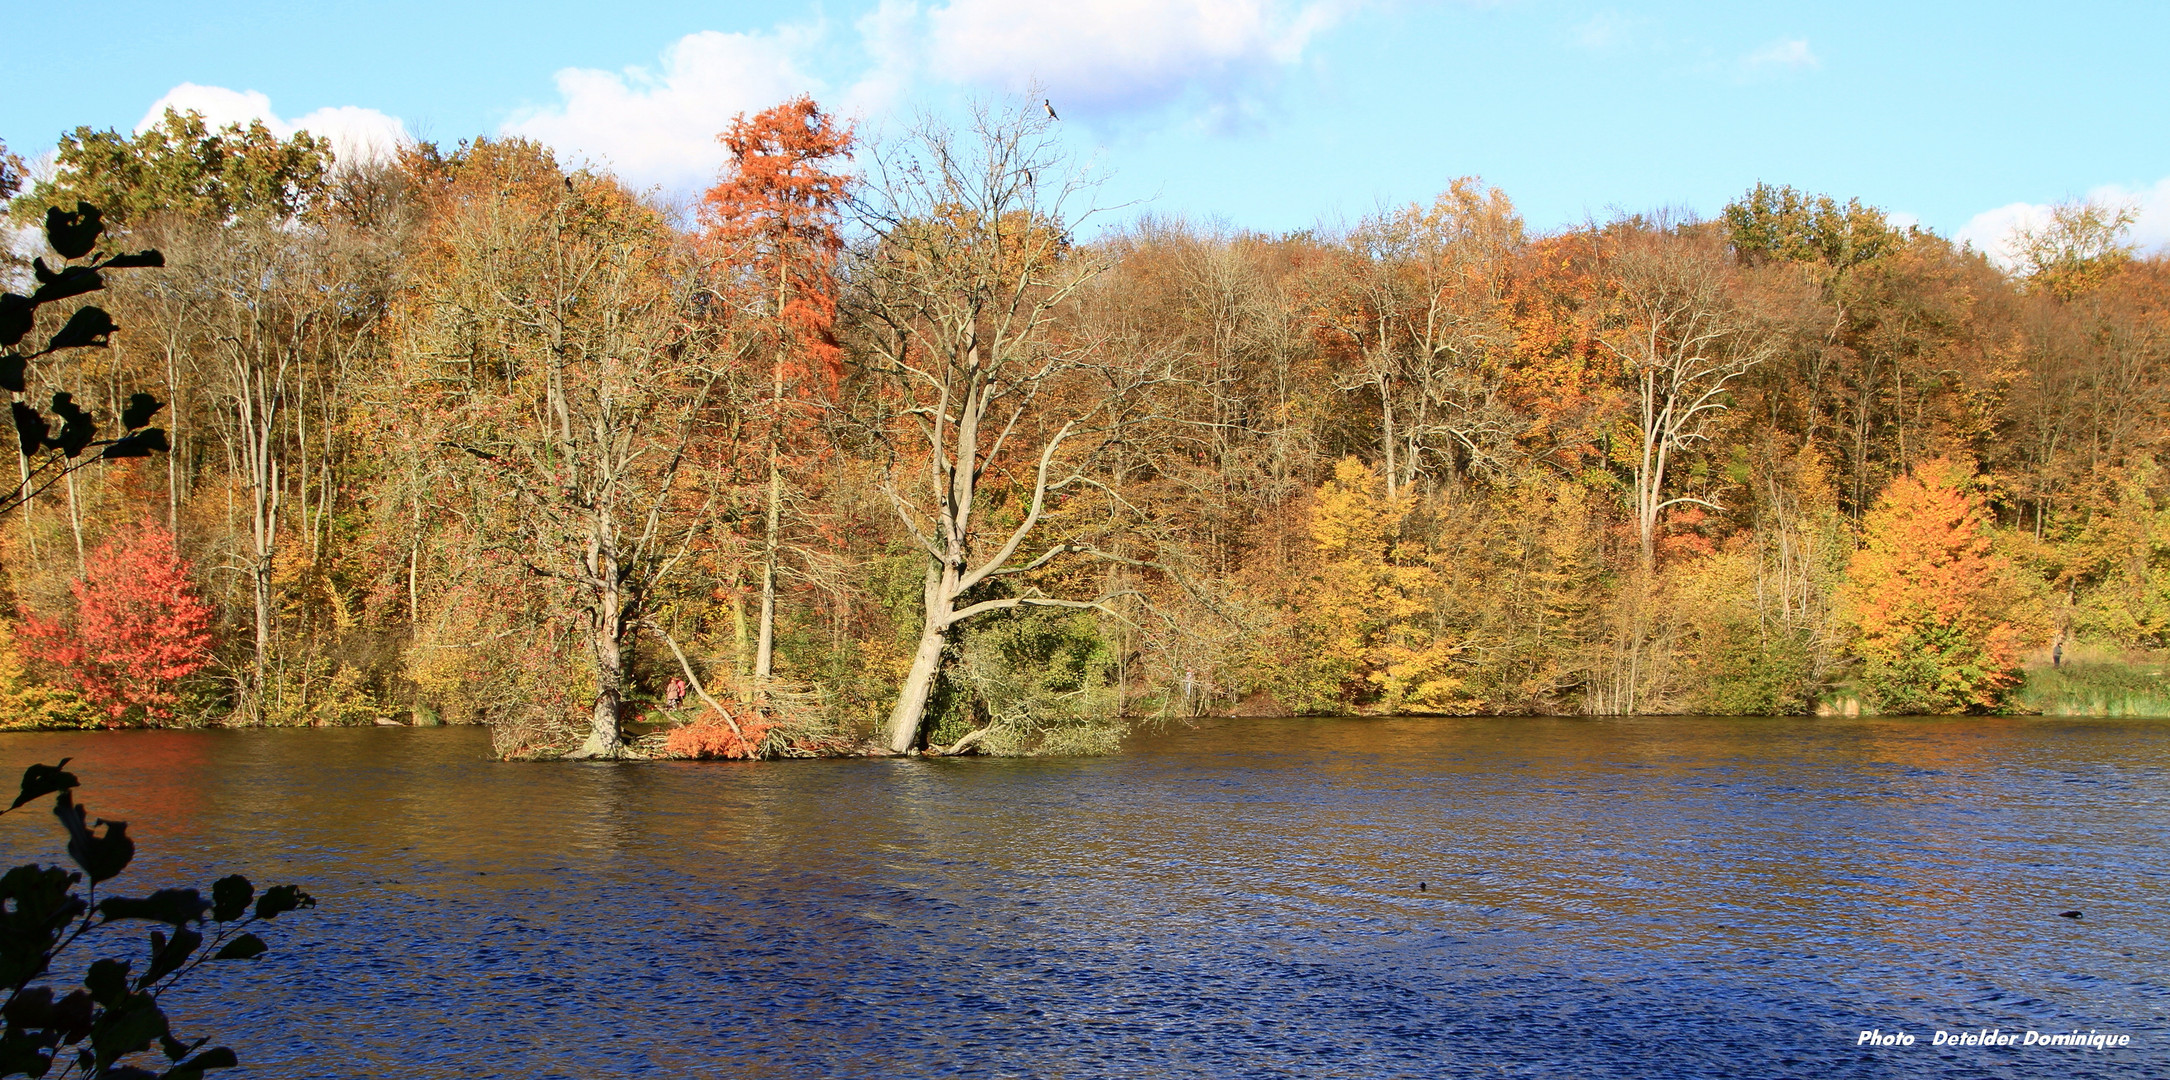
[4,98,2165,756]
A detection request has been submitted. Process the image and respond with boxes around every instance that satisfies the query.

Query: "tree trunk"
[731,592,751,678]
[165,345,181,534]
[63,469,85,575]
[407,496,421,622]
[754,256,789,690]
[229,342,287,718]
[576,683,626,759]
[1636,370,1661,572]
[755,460,781,683]
[14,445,35,563]
[1377,367,1399,503]
[885,618,949,753]
[250,455,279,709]
[883,561,950,753]
[572,537,633,759]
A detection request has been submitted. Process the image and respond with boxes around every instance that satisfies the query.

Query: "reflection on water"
[0,717,2163,1078]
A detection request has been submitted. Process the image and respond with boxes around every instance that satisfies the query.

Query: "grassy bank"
[2018,658,2170,718]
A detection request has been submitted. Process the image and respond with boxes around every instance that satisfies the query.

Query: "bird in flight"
[1045,99,1060,121]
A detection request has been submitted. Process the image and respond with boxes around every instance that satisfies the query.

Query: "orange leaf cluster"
[661,704,775,760]
[700,95,854,392]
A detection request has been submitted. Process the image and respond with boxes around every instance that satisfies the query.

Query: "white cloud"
[2113,178,2170,251]
[498,2,1355,198]
[500,27,826,196]
[137,84,408,165]
[846,0,926,119]
[1740,38,1818,73]
[1957,177,2170,269]
[919,0,1351,112]
[1955,201,2054,269]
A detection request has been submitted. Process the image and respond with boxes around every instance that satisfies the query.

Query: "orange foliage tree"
[1841,458,2032,713]
[661,699,775,760]
[700,96,854,688]
[19,522,213,721]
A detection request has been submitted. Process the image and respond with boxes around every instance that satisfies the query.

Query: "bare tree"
[1315,180,1524,499]
[1597,228,1775,570]
[848,100,1121,755]
[394,141,736,759]
[164,223,311,710]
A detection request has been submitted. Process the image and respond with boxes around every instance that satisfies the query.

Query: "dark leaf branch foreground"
[0,759,313,1079]
[0,202,172,520]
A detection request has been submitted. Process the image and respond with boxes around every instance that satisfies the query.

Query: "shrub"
[661,701,775,760]
[0,622,97,731]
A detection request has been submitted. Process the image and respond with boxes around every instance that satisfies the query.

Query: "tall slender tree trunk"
[1376,366,1399,503]
[1632,368,1681,574]
[14,446,35,563]
[62,469,86,574]
[249,455,279,708]
[296,372,314,561]
[885,561,952,752]
[753,255,790,690]
[755,455,781,683]
[731,592,751,677]
[165,345,181,534]
[229,340,288,719]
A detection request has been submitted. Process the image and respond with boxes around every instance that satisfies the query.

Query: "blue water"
[0,716,2163,1078]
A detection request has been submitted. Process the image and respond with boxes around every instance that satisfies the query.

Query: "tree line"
[1,97,2164,757]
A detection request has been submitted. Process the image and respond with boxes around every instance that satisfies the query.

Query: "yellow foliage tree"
[1299,458,1475,713]
[2070,462,2170,648]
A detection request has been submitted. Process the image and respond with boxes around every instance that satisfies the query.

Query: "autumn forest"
[2,96,2165,760]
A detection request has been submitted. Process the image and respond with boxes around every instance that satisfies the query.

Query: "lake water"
[0,716,2163,1078]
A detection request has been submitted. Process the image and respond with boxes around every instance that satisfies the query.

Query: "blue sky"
[8,1,2167,258]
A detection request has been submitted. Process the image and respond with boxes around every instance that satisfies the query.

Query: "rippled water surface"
[1,717,2165,1078]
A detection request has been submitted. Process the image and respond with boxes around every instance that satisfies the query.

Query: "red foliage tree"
[661,702,774,761]
[19,522,215,722]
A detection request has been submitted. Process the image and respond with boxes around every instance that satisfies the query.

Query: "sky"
[6,1,2168,263]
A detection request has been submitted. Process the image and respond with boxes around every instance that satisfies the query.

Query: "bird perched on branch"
[1044,99,1060,121]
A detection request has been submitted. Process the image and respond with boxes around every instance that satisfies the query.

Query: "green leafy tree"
[10,109,332,227]
[2010,199,2138,299]
[1723,182,1898,270]
[2069,462,2170,648]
